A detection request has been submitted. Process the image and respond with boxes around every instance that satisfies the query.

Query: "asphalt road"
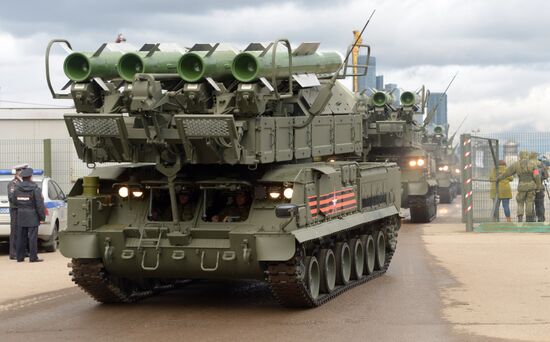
[0,204,506,342]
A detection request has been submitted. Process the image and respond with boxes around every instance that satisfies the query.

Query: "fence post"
[43,139,52,177]
[461,134,474,231]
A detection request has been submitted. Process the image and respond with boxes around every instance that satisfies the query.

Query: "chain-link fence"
[0,139,90,193]
[461,132,550,232]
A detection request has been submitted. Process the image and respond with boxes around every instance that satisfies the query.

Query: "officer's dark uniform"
[14,168,45,262]
[7,164,27,260]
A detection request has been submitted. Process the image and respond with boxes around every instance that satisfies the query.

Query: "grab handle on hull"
[200,251,220,272]
[141,250,160,271]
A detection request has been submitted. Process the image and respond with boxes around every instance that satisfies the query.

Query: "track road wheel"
[362,234,376,275]
[335,242,351,285]
[305,256,320,299]
[349,238,364,280]
[318,248,336,294]
[374,231,386,270]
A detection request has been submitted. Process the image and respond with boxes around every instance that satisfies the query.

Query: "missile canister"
[370,91,394,107]
[117,51,184,82]
[64,51,124,82]
[177,50,238,82]
[231,51,342,83]
[400,91,419,107]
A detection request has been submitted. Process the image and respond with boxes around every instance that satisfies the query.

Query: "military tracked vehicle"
[422,125,460,203]
[362,88,438,223]
[46,35,401,307]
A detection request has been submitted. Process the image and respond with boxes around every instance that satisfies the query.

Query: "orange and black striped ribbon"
[308,187,357,217]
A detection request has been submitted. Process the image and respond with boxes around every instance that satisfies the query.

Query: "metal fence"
[0,139,90,193]
[461,132,550,231]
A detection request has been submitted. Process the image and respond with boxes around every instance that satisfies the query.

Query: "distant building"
[384,83,400,106]
[427,92,448,126]
[358,55,376,94]
[376,75,384,90]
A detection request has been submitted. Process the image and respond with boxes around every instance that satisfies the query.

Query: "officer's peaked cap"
[13,163,29,171]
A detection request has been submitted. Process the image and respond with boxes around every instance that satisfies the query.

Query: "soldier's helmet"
[518,150,529,160]
[529,151,539,160]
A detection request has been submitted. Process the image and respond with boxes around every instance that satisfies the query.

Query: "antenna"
[422,71,458,128]
[447,113,469,146]
[296,11,376,128]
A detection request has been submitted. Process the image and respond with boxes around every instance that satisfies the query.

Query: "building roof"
[0,107,76,120]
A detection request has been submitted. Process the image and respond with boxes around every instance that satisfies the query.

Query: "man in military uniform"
[14,168,46,262]
[178,191,194,221]
[7,163,28,260]
[212,192,250,222]
[498,151,542,222]
[530,152,548,222]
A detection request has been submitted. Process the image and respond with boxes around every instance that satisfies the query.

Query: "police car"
[0,169,67,252]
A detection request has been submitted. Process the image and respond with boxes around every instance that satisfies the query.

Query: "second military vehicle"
[423,125,460,203]
[363,89,438,223]
[47,30,402,307]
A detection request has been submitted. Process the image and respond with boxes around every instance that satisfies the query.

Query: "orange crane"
[352,30,362,93]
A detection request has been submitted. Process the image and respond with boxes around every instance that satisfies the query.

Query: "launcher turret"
[46,40,363,167]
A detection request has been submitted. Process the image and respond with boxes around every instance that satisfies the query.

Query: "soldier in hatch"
[211,192,250,222]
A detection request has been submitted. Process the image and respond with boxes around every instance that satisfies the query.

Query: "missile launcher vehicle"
[363,89,438,223]
[46,36,401,307]
[422,125,460,203]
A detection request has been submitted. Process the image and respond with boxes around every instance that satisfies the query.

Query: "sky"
[0,0,549,134]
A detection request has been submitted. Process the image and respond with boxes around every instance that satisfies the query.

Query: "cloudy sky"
[0,0,549,134]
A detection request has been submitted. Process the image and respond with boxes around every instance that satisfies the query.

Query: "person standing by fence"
[490,160,513,222]
[530,152,548,222]
[497,151,542,222]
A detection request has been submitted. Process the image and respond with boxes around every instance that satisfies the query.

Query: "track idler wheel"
[318,248,336,294]
[305,256,320,299]
[349,238,364,280]
[335,242,351,285]
[374,231,386,270]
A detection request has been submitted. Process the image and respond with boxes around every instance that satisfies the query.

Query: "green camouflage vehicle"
[422,125,460,203]
[363,89,438,223]
[46,38,401,307]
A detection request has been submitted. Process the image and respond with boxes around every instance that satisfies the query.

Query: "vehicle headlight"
[409,160,417,167]
[118,186,129,198]
[455,168,460,174]
[283,187,294,199]
[132,190,143,198]
[438,167,443,171]
[269,192,281,199]
[443,165,449,171]
[417,158,425,167]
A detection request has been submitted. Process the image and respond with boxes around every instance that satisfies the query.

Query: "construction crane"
[352,30,362,93]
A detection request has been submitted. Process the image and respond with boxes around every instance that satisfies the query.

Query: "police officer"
[531,152,548,222]
[498,151,542,222]
[14,167,45,262]
[7,163,28,260]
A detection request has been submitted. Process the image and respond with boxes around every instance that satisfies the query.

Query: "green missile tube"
[177,50,238,82]
[370,91,394,107]
[63,51,123,82]
[117,51,183,82]
[231,51,342,83]
[400,91,419,106]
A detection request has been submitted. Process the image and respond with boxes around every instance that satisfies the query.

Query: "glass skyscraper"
[426,92,448,126]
